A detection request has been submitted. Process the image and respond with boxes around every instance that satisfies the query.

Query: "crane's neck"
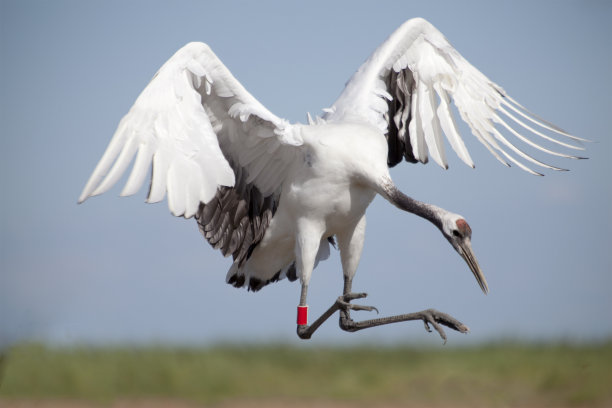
[377,177,446,231]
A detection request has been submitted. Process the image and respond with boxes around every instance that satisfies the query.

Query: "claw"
[347,304,379,313]
[336,293,379,314]
[342,292,368,302]
[418,309,470,344]
[429,319,447,344]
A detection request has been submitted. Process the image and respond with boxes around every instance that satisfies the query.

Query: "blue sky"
[1,0,611,348]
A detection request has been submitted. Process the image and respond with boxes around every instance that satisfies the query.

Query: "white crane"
[79,18,586,341]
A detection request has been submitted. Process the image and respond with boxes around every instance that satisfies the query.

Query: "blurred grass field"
[0,342,611,407]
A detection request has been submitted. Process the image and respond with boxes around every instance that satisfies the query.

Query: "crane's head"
[440,214,488,294]
[378,180,489,294]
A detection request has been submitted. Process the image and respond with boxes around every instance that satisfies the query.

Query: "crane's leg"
[298,216,470,342]
[296,289,375,339]
[296,278,468,342]
[333,215,469,342]
[294,221,333,340]
[295,214,469,342]
[296,215,377,340]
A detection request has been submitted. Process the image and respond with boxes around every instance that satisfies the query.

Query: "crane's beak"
[458,239,488,294]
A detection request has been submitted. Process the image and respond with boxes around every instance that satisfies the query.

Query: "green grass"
[1,342,611,406]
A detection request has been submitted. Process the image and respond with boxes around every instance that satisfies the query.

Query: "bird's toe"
[336,293,378,314]
[419,309,469,343]
[342,292,368,302]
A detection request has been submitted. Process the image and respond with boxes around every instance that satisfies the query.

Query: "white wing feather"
[79,42,300,217]
[324,18,585,173]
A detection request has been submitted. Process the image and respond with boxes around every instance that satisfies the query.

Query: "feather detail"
[79,42,300,217]
[323,17,583,174]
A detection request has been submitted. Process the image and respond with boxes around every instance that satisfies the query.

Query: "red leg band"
[297,305,308,325]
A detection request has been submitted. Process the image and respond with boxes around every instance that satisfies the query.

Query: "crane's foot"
[296,293,467,344]
[296,292,379,340]
[339,308,469,344]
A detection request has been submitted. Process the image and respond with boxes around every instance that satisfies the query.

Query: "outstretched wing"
[79,42,301,264]
[323,18,586,175]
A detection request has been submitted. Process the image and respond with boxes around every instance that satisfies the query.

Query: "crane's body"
[234,122,383,290]
[79,18,584,341]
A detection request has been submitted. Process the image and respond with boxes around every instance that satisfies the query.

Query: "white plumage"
[79,18,584,340]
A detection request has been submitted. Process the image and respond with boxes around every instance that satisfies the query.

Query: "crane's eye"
[452,230,461,238]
